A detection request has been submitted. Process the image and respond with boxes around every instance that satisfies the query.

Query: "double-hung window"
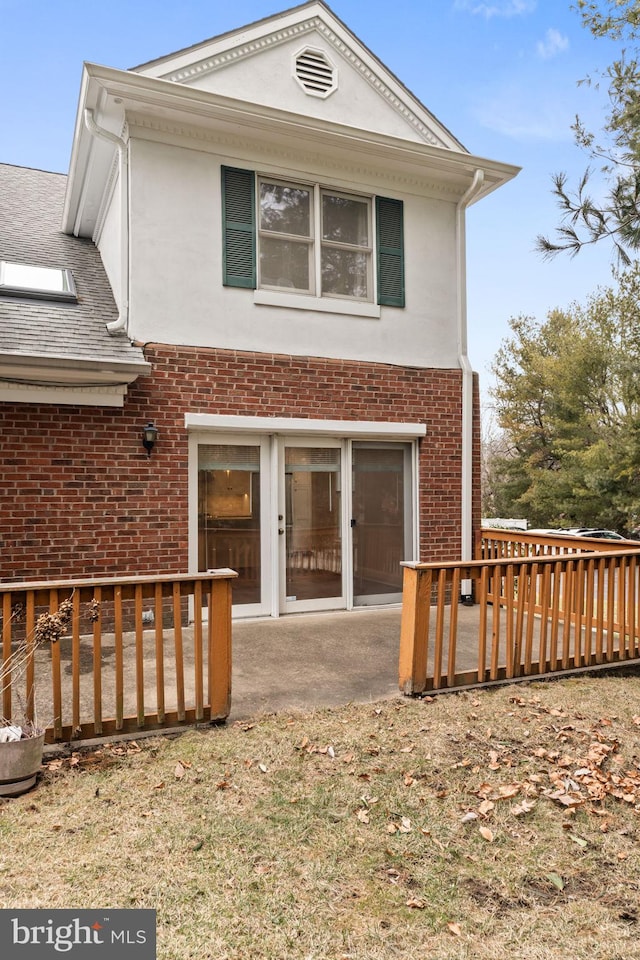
[258,179,372,301]
[222,166,404,308]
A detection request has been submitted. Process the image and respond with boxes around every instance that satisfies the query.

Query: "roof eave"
[64,63,519,236]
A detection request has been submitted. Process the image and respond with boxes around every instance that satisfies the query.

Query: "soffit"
[64,64,519,238]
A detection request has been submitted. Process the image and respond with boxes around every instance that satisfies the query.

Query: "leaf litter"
[5,677,640,959]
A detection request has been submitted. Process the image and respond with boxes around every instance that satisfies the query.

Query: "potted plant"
[0,597,73,797]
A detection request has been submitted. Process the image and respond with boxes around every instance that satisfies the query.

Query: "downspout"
[456,168,484,602]
[83,109,130,335]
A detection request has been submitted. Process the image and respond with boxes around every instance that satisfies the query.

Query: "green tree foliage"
[489,266,640,532]
[537,0,640,263]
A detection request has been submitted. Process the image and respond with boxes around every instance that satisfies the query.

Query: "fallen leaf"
[547,872,565,891]
[496,783,521,799]
[479,826,494,842]
[406,898,426,910]
[356,809,370,824]
[258,763,268,773]
[460,811,478,823]
[478,799,495,816]
[174,762,186,780]
[447,922,462,936]
[569,834,588,848]
[511,800,536,816]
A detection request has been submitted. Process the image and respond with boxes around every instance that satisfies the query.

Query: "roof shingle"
[0,163,146,370]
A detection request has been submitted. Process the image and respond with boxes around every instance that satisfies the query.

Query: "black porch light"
[142,421,158,457]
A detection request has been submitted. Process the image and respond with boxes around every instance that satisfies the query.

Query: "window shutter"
[221,166,256,288]
[376,196,404,307]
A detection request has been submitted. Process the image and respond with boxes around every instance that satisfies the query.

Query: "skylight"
[0,260,77,302]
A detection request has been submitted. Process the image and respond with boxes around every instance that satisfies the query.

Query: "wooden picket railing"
[399,533,640,694]
[1,570,236,743]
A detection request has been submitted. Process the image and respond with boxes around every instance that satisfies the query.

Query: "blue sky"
[0,0,622,406]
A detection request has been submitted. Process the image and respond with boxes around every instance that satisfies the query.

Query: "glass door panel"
[284,445,343,605]
[198,444,261,606]
[352,444,408,604]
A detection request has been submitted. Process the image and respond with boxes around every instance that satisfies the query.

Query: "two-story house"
[0,1,518,617]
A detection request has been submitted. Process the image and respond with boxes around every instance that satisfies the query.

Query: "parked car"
[565,528,627,540]
[527,527,630,541]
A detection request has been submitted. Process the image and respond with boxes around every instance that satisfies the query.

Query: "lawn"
[2,675,640,959]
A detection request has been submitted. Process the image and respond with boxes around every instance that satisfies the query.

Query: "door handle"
[278,528,285,535]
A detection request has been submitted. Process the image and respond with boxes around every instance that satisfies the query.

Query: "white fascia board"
[185,413,427,439]
[0,382,127,407]
[0,357,150,384]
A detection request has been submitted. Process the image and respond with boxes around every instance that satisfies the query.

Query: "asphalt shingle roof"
[0,163,146,369]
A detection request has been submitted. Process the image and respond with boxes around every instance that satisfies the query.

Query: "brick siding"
[1,344,479,583]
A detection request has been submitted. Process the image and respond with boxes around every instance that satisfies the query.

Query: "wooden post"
[114,585,124,731]
[209,578,232,720]
[2,593,12,723]
[50,590,63,741]
[154,583,165,725]
[398,565,431,695]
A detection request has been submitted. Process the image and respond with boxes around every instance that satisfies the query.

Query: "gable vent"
[294,48,337,98]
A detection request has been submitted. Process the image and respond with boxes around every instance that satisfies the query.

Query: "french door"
[195,434,414,616]
[280,439,345,614]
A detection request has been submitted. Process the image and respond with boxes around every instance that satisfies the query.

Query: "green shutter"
[376,196,405,307]
[221,166,256,288]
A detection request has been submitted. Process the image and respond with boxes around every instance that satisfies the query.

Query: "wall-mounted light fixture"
[142,421,158,458]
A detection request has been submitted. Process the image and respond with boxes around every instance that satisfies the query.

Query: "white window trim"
[257,177,374,303]
[253,289,381,318]
[185,413,426,439]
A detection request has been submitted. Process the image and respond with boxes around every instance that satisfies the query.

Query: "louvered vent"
[294,48,337,98]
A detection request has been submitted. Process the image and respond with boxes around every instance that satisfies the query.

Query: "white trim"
[0,383,128,407]
[185,413,426,438]
[254,289,380,318]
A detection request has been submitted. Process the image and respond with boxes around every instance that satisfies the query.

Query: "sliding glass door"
[197,440,268,615]
[352,443,412,605]
[194,434,415,616]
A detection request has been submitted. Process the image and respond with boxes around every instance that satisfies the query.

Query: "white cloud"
[453,0,536,17]
[472,91,571,142]
[536,28,569,59]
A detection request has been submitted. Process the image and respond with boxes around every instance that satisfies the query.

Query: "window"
[222,167,404,307]
[0,260,77,302]
[258,179,372,301]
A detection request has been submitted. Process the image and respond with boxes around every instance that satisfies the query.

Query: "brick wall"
[1,344,479,583]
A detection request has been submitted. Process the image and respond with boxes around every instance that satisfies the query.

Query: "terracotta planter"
[0,732,45,797]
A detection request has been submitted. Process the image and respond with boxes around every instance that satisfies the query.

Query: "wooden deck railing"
[399,537,640,694]
[1,570,236,743]
[477,527,637,560]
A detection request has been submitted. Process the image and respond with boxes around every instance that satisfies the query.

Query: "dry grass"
[1,674,640,959]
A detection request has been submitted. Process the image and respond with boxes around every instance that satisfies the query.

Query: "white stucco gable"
[132,1,463,150]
